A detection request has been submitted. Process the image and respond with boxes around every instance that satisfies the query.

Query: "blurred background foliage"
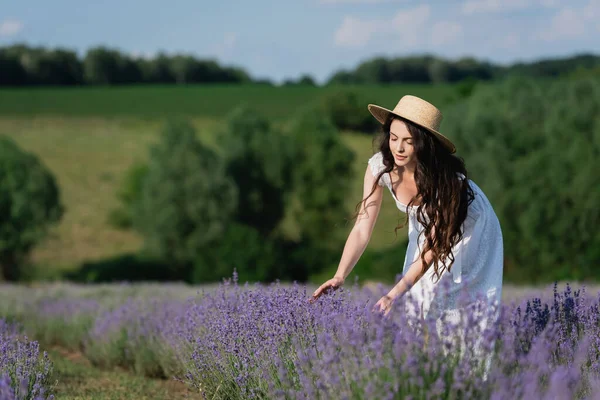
[2,44,599,86]
[0,43,599,285]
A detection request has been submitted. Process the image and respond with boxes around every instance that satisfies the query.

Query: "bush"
[107,162,148,229]
[192,223,282,283]
[442,76,600,282]
[285,109,355,274]
[217,106,292,237]
[320,89,380,133]
[65,252,173,283]
[131,119,238,278]
[0,137,63,281]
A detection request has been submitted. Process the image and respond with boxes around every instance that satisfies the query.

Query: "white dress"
[367,151,504,324]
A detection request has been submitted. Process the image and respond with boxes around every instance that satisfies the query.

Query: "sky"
[1,0,599,84]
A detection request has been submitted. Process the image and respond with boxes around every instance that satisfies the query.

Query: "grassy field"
[0,83,458,277]
[47,347,203,400]
[0,83,457,119]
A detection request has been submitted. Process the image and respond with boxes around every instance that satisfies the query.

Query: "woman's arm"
[312,164,383,301]
[332,164,384,281]
[386,247,434,300]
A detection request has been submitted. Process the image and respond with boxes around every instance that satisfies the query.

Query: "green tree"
[192,222,282,283]
[320,89,380,132]
[286,109,355,258]
[326,69,356,85]
[107,162,149,229]
[83,46,141,84]
[297,74,317,86]
[138,53,175,83]
[0,51,27,85]
[0,137,63,281]
[22,48,83,85]
[217,106,292,237]
[443,76,600,282]
[132,119,238,278]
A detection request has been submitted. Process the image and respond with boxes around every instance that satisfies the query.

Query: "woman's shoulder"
[367,151,385,173]
[367,151,389,187]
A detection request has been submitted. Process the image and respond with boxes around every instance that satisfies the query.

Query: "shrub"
[320,89,380,133]
[217,106,292,237]
[192,223,282,283]
[65,252,172,283]
[285,109,355,275]
[0,137,63,281]
[107,162,148,229]
[442,76,600,282]
[131,119,238,278]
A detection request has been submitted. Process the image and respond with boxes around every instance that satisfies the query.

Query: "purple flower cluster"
[176,276,600,400]
[176,275,499,399]
[30,297,101,350]
[86,296,190,378]
[2,277,600,399]
[0,319,54,400]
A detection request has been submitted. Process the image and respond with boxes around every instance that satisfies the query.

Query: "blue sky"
[1,0,599,83]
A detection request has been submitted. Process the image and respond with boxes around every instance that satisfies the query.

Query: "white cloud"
[548,8,585,37]
[334,16,379,47]
[211,32,238,60]
[461,0,558,15]
[534,0,599,41]
[390,5,431,46]
[333,5,431,48]
[0,19,23,37]
[430,21,463,46]
[583,0,600,19]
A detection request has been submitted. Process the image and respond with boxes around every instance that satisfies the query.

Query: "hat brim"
[368,104,456,154]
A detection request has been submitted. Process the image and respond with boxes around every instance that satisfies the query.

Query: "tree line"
[0,45,251,86]
[442,75,600,283]
[1,44,599,87]
[329,54,600,84]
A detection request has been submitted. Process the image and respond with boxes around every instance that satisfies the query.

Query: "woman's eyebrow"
[390,131,411,140]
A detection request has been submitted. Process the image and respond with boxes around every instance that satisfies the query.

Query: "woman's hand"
[373,295,394,316]
[310,276,345,303]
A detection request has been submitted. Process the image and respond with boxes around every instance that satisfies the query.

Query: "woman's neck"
[394,162,417,178]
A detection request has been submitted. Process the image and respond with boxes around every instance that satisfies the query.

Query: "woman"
[310,95,503,325]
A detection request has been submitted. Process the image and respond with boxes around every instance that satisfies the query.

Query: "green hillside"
[0,83,457,119]
[0,84,457,275]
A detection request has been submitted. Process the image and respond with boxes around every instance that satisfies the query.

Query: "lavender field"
[2,275,600,399]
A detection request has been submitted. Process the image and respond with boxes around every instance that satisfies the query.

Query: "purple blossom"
[0,320,54,400]
[2,276,600,399]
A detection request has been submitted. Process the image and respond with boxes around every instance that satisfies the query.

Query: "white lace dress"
[367,151,504,325]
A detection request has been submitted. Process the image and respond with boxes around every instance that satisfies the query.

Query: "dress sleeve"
[367,152,387,188]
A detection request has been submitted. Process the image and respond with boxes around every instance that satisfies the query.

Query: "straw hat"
[367,95,456,154]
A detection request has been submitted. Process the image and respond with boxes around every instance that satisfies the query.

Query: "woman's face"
[389,119,416,168]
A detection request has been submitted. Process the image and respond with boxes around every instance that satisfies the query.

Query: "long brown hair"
[353,115,475,282]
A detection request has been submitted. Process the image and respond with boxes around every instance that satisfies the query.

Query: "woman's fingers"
[372,299,382,313]
[309,281,340,303]
[309,284,326,303]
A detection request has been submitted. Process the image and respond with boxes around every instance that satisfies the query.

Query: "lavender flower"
[0,320,54,400]
[2,276,600,399]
